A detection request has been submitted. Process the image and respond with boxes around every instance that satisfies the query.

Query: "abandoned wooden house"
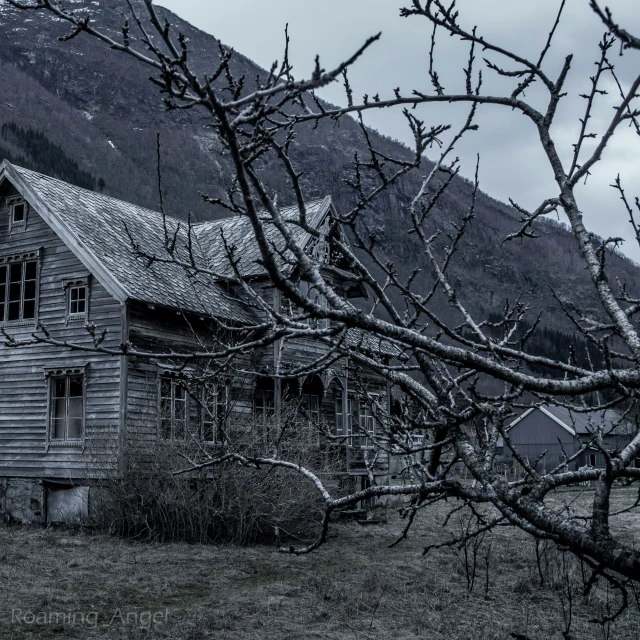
[0,160,392,524]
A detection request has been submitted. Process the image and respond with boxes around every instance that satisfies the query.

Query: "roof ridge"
[6,162,187,226]
[192,197,330,228]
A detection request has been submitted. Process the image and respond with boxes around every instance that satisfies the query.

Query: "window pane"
[12,204,25,222]
[0,265,7,286]
[68,390,84,440]
[52,396,66,422]
[67,418,83,440]
[160,419,172,440]
[24,261,36,281]
[68,376,83,397]
[52,418,65,440]
[8,302,19,321]
[8,282,20,303]
[68,395,83,418]
[9,263,22,283]
[174,398,186,421]
[23,280,36,301]
[53,378,66,398]
[22,300,35,320]
[160,378,172,399]
[203,421,214,442]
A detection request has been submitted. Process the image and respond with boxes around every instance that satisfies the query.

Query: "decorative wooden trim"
[0,248,42,327]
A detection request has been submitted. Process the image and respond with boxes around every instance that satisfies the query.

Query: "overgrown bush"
[92,442,330,545]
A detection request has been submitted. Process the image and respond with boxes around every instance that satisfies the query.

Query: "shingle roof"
[346,328,401,358]
[193,198,330,278]
[0,162,329,324]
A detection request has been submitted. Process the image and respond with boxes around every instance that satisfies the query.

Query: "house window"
[63,278,89,322]
[9,199,27,231]
[357,400,376,449]
[335,391,351,440]
[69,285,87,317]
[0,258,38,323]
[201,381,228,443]
[299,281,328,330]
[254,379,275,439]
[159,376,187,439]
[301,393,320,423]
[589,453,597,467]
[334,391,376,447]
[49,374,84,444]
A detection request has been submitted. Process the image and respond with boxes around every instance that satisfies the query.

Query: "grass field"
[1,488,639,639]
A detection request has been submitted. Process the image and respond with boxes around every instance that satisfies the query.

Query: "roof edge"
[0,161,130,303]
[539,406,577,436]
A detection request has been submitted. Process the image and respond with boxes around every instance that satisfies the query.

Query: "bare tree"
[6,0,640,595]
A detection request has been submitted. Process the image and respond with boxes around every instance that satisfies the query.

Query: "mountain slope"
[0,0,638,331]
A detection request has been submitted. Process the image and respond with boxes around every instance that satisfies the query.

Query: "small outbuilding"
[499,404,635,471]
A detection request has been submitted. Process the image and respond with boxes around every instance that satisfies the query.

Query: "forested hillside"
[0,0,638,331]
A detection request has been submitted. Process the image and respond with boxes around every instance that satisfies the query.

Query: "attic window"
[9,198,27,231]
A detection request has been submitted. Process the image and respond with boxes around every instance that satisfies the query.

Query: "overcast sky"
[157,0,640,261]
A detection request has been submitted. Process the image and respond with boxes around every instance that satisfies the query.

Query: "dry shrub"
[92,440,328,545]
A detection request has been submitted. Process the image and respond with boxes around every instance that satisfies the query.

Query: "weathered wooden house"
[499,404,635,472]
[0,160,392,524]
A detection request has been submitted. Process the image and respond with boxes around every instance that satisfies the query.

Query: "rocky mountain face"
[0,0,638,336]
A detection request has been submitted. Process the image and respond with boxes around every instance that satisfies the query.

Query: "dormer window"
[8,198,28,232]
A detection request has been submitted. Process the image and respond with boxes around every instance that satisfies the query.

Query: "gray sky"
[157,0,640,261]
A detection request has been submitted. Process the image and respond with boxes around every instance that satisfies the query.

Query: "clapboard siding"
[0,189,122,479]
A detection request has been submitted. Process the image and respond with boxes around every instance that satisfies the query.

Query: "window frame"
[63,277,90,323]
[298,281,329,330]
[200,379,229,444]
[158,374,189,440]
[7,196,28,233]
[254,382,275,441]
[0,251,40,327]
[45,366,86,450]
[334,390,379,448]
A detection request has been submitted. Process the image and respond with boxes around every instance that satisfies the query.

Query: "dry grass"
[1,487,639,639]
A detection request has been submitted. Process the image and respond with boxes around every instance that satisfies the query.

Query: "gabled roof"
[193,197,331,278]
[507,404,628,437]
[0,162,328,324]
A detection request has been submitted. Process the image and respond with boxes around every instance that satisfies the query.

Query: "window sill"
[48,440,84,448]
[0,320,37,328]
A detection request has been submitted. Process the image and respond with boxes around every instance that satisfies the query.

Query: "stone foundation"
[0,478,45,524]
